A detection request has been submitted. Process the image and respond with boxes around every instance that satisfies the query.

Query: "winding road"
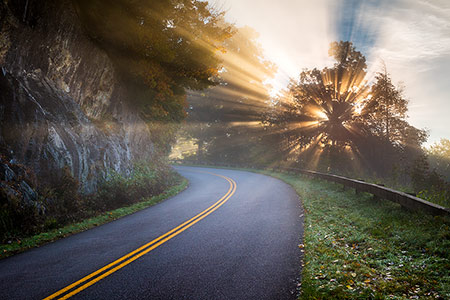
[0,166,304,299]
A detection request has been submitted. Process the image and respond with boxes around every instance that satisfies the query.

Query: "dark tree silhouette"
[269,42,371,152]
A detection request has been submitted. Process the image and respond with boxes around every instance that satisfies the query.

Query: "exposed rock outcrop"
[0,0,156,194]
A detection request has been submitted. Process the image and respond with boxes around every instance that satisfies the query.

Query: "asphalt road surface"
[0,166,304,300]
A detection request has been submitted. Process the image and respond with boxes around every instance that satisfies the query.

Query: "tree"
[73,0,233,122]
[365,67,408,143]
[268,41,372,164]
[429,138,450,158]
[428,138,450,181]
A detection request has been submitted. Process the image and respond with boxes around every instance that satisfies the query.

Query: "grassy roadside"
[0,178,188,259]
[260,170,450,300]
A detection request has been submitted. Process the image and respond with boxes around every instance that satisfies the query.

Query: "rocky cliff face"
[0,0,156,194]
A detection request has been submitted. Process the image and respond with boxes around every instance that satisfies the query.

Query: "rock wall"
[0,0,156,194]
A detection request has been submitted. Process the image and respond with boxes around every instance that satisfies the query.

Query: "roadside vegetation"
[0,160,187,259]
[262,170,450,300]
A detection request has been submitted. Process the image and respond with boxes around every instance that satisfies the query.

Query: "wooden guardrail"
[172,160,450,216]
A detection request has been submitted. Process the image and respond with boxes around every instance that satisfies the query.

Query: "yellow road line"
[43,171,236,300]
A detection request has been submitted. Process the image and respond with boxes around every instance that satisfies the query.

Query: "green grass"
[0,178,188,259]
[260,171,450,300]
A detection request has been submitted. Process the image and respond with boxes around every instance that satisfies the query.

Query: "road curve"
[0,166,304,299]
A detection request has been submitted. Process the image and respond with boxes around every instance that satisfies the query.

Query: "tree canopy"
[266,42,371,150]
[73,0,233,121]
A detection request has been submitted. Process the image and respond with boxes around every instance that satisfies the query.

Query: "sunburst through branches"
[263,41,425,174]
[292,42,370,143]
[268,42,374,170]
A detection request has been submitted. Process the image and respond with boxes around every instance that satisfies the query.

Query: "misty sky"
[214,0,450,146]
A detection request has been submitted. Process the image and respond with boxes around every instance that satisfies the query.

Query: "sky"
[213,0,450,146]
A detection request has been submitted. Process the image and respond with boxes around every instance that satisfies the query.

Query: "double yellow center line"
[44,171,237,300]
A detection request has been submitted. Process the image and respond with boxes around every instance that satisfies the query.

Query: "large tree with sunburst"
[266,41,426,176]
[272,42,370,149]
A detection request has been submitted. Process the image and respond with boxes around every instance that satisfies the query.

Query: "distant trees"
[428,139,450,181]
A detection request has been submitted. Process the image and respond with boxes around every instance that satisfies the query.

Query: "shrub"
[0,158,44,242]
[0,189,43,242]
[42,166,84,223]
[95,160,180,211]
